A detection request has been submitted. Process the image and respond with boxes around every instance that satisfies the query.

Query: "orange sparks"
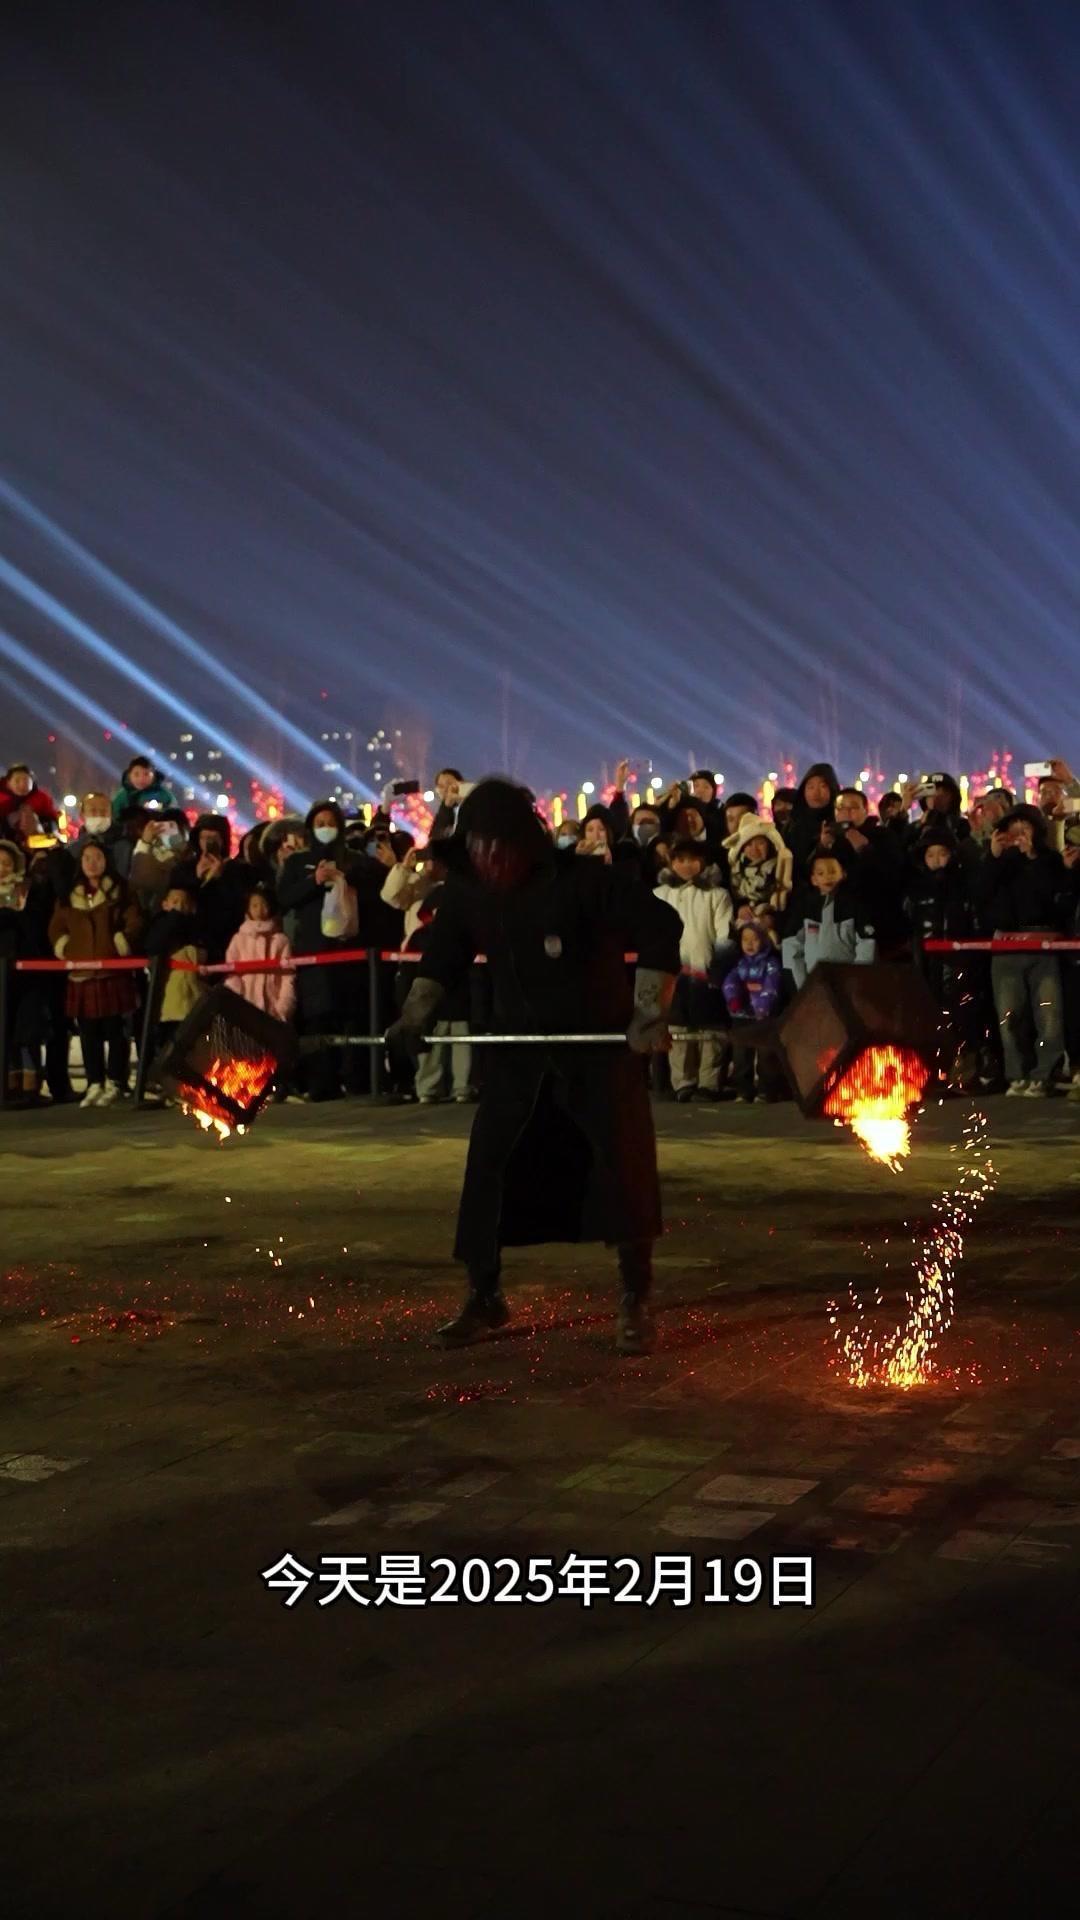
[823,1045,929,1170]
[831,1110,996,1390]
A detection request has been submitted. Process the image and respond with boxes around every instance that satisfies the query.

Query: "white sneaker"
[1022,1081,1049,1098]
[1005,1080,1029,1096]
[97,1084,121,1108]
[80,1084,104,1109]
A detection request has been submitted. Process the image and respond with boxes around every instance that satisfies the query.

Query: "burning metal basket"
[157,986,298,1138]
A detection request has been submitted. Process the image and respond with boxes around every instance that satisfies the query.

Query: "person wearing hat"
[387,777,681,1354]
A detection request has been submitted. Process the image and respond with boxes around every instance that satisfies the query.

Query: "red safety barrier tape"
[10,955,152,973]
[923,938,1080,953]
[13,947,645,975]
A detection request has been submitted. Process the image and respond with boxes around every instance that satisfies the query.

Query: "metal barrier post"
[367,954,384,1102]
[133,956,165,1110]
[0,956,10,1108]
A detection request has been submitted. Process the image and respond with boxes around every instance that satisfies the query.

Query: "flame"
[179,1052,274,1141]
[823,1045,928,1170]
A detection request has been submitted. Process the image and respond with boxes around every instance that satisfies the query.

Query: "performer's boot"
[437,1266,511,1347]
[615,1241,656,1355]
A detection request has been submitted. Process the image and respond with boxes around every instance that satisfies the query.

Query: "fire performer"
[387,779,682,1354]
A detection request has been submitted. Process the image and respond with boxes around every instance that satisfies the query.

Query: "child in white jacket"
[654,839,734,1101]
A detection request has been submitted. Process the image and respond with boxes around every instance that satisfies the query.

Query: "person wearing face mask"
[554,820,582,852]
[277,800,371,1100]
[630,806,661,848]
[47,791,122,901]
[387,778,682,1354]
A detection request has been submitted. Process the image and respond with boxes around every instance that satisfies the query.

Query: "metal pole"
[0,956,10,1108]
[132,956,164,1109]
[325,1029,734,1047]
[367,954,384,1101]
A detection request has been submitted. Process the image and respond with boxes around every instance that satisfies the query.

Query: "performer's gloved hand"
[627,967,676,1054]
[385,976,445,1070]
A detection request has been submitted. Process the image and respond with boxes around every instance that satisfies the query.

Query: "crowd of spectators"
[2,748,1080,1113]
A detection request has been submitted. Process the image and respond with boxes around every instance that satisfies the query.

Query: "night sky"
[3,0,1079,809]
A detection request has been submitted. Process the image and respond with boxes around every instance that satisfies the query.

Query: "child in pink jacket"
[225,886,296,1023]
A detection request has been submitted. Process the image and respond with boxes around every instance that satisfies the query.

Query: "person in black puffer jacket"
[783,762,841,887]
[974,806,1069,1096]
[904,822,987,1087]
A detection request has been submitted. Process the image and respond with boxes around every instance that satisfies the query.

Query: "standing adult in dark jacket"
[974,806,1068,1095]
[4,850,77,1104]
[783,763,841,884]
[388,779,682,1354]
[277,800,368,1100]
[903,822,986,1081]
[173,814,252,963]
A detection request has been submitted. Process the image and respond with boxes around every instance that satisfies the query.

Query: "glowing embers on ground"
[179,1052,276,1142]
[823,1044,929,1170]
[830,1110,996,1391]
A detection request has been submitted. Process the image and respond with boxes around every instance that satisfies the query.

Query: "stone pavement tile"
[968,1494,1051,1529]
[294,1429,408,1458]
[436,1468,508,1496]
[792,1515,909,1555]
[938,1428,1024,1455]
[611,1437,721,1467]
[936,1528,1013,1564]
[0,1452,87,1482]
[561,1463,691,1497]
[1031,1501,1080,1530]
[831,1483,931,1518]
[894,1455,964,1483]
[944,1402,1050,1428]
[696,1472,818,1506]
[996,1534,1072,1568]
[655,1503,776,1541]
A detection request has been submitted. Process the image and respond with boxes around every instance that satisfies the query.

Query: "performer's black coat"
[416,853,682,1270]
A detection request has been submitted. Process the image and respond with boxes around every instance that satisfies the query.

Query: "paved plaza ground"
[2,1092,1080,1917]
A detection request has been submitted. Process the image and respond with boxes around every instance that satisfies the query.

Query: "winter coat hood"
[724,813,789,861]
[795,763,841,808]
[0,837,27,879]
[112,764,177,817]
